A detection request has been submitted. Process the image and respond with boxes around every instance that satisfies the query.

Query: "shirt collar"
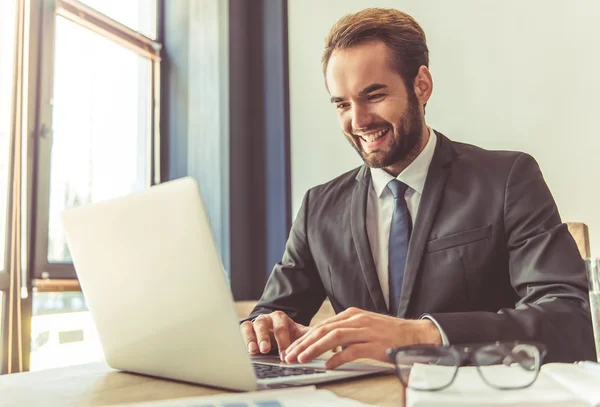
[370,127,437,198]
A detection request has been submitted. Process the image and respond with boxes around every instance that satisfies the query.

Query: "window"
[34,0,160,277]
[46,16,152,263]
[30,291,103,371]
[78,0,157,39]
[26,0,161,371]
[0,0,161,374]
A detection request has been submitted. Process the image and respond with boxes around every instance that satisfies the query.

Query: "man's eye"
[367,94,384,100]
[336,103,349,109]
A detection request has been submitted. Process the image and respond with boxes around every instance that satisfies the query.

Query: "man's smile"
[357,127,391,150]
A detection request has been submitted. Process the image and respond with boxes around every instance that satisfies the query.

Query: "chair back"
[567,222,591,258]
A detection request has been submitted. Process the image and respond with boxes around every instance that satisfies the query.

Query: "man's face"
[326,41,423,169]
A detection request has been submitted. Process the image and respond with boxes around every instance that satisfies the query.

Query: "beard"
[345,91,423,169]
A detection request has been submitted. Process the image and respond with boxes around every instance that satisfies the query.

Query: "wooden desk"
[0,302,404,405]
[0,362,405,407]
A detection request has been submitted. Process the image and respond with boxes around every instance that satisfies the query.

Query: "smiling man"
[240,8,596,368]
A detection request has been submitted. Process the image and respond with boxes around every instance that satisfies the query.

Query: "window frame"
[31,0,162,281]
[0,0,21,290]
[1,0,25,375]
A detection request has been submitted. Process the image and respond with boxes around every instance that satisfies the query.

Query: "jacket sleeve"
[429,153,596,362]
[242,189,327,326]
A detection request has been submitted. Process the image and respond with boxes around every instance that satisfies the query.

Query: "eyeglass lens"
[474,343,541,389]
[393,343,541,391]
[393,347,459,391]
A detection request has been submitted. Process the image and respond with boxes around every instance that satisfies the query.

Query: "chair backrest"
[567,222,591,258]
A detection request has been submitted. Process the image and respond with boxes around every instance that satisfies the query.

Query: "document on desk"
[101,386,375,407]
[406,363,600,407]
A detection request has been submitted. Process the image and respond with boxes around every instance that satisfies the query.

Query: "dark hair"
[322,8,429,90]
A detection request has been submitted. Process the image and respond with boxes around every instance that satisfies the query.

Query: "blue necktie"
[387,179,412,315]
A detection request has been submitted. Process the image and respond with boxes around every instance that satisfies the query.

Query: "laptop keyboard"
[252,363,326,379]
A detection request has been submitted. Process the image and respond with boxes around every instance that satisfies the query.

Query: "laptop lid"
[61,177,258,391]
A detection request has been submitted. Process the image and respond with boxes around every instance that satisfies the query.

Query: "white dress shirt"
[366,128,449,345]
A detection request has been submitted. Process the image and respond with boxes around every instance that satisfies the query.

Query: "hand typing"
[240,311,309,356]
[282,307,442,369]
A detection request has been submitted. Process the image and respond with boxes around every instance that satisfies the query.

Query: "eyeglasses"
[386,341,547,391]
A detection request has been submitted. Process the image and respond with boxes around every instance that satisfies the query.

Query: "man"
[240,8,596,368]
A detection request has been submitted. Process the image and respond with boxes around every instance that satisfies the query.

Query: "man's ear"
[413,65,433,105]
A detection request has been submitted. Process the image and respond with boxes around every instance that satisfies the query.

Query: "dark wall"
[161,0,291,300]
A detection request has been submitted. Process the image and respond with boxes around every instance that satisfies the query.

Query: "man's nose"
[351,105,372,132]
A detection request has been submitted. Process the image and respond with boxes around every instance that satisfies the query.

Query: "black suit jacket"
[248,132,596,362]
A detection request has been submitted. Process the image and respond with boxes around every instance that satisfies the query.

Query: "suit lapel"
[397,131,454,317]
[351,165,388,314]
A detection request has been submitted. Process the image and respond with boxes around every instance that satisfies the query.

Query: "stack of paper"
[406,362,600,407]
[102,386,375,407]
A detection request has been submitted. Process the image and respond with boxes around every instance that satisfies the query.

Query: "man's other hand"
[282,307,442,369]
[240,311,309,358]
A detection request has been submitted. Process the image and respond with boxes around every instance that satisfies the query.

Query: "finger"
[270,312,292,356]
[284,325,325,362]
[240,321,259,354]
[289,308,370,353]
[296,328,369,364]
[325,343,373,369]
[279,323,309,362]
[253,315,274,354]
[285,317,366,363]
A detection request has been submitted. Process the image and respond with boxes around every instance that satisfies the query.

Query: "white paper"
[100,386,375,407]
[406,363,594,407]
[543,363,600,406]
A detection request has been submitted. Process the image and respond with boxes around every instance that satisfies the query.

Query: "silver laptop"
[61,176,389,391]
